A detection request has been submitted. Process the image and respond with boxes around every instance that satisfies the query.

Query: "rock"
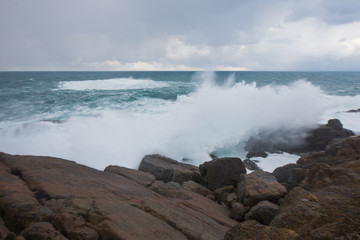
[245,119,354,154]
[0,216,10,240]
[271,136,360,239]
[104,165,155,187]
[0,152,236,240]
[243,159,261,171]
[138,154,202,184]
[229,202,249,222]
[246,152,268,159]
[244,200,279,225]
[20,222,68,240]
[149,181,191,199]
[199,157,246,190]
[181,180,212,197]
[272,164,308,191]
[224,193,238,208]
[213,185,234,204]
[237,171,287,206]
[346,108,360,113]
[224,220,300,240]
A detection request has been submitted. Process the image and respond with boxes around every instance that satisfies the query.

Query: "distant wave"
[58,78,168,90]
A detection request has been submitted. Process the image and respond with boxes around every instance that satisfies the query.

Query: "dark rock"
[272,164,308,191]
[20,222,68,240]
[243,159,261,171]
[224,220,300,240]
[346,108,360,113]
[246,152,268,159]
[209,153,218,159]
[104,165,155,187]
[0,152,236,240]
[237,171,287,206]
[245,119,354,154]
[229,202,249,222]
[199,157,246,190]
[138,154,202,184]
[0,216,10,240]
[244,200,279,225]
[213,185,234,204]
[181,180,212,197]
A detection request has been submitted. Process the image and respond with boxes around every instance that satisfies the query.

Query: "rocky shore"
[1,119,359,240]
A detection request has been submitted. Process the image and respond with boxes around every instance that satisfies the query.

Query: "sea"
[0,71,359,171]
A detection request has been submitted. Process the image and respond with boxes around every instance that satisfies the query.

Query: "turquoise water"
[0,71,360,169]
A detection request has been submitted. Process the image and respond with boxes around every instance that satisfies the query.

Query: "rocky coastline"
[1,119,359,240]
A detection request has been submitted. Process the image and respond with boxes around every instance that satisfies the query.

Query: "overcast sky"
[1,0,360,71]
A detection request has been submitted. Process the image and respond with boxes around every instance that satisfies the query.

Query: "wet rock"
[104,165,155,187]
[229,202,249,222]
[139,154,202,184]
[272,164,308,191]
[181,180,212,197]
[237,171,287,206]
[244,200,279,225]
[213,185,234,204]
[224,220,300,240]
[199,157,246,190]
[20,222,68,240]
[246,152,268,159]
[243,159,261,171]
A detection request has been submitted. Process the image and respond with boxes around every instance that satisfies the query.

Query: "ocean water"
[0,71,359,170]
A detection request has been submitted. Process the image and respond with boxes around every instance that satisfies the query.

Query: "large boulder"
[0,152,237,240]
[237,171,287,206]
[244,200,279,225]
[199,157,246,190]
[272,164,308,191]
[224,220,300,240]
[138,154,202,184]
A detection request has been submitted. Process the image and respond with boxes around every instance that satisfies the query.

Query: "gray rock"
[243,159,261,171]
[104,165,156,187]
[199,157,246,190]
[272,164,308,191]
[246,152,268,159]
[245,200,279,225]
[139,154,202,184]
[237,171,287,206]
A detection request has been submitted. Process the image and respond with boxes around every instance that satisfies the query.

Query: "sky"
[0,0,360,71]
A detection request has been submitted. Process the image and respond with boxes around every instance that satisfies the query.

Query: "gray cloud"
[0,0,359,70]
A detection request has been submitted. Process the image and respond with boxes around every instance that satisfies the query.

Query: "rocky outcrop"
[224,220,300,240]
[199,157,246,190]
[138,154,202,184]
[236,171,287,206]
[243,159,261,171]
[104,165,155,187]
[0,153,236,240]
[244,200,279,225]
[245,119,354,154]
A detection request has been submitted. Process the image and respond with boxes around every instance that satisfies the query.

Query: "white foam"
[251,153,300,173]
[1,76,359,170]
[58,78,168,90]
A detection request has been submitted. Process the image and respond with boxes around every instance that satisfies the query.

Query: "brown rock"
[199,157,246,190]
[139,154,202,184]
[0,152,236,240]
[20,222,68,240]
[244,200,279,225]
[181,180,212,197]
[229,202,249,222]
[272,164,308,191]
[213,185,234,204]
[104,165,155,187]
[237,171,287,206]
[0,216,10,240]
[224,220,300,240]
[224,193,238,208]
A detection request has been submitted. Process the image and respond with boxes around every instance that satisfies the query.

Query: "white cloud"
[166,37,211,60]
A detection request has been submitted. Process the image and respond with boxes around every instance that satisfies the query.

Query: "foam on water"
[4,74,358,170]
[58,78,168,90]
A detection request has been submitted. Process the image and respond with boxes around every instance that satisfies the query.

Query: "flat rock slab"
[104,165,155,187]
[0,152,236,240]
[237,171,287,206]
[139,154,202,184]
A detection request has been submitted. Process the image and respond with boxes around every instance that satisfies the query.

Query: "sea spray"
[0,76,332,170]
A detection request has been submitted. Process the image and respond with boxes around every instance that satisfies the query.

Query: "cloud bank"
[0,0,359,71]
